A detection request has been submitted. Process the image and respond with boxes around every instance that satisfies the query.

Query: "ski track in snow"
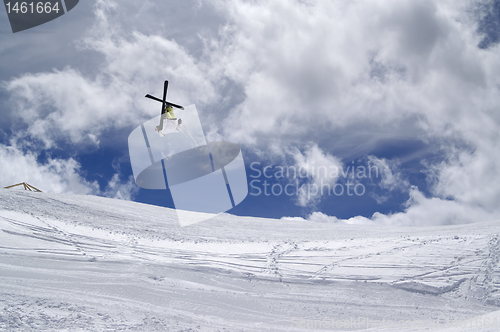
[1,190,500,331]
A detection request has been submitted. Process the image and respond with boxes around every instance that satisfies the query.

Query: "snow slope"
[1,190,500,331]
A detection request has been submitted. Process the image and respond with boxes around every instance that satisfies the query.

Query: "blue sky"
[1,0,500,226]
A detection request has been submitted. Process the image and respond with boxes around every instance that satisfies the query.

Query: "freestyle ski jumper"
[145,80,185,136]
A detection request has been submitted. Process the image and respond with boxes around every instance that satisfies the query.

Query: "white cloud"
[292,144,343,207]
[0,143,141,201]
[306,186,497,227]
[0,143,98,194]
[3,0,500,226]
[365,156,410,204]
[367,156,409,192]
[2,0,219,200]
[103,174,139,201]
[205,0,491,145]
[428,145,500,210]
[370,186,498,226]
[4,0,217,150]
[5,68,128,148]
[203,0,500,225]
[305,211,375,225]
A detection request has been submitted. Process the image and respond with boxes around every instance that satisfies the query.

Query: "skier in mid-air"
[155,104,182,136]
[145,80,184,137]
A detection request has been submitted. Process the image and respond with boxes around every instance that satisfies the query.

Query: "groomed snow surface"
[1,190,500,331]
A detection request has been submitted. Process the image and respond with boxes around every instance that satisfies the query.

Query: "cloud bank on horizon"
[1,0,500,226]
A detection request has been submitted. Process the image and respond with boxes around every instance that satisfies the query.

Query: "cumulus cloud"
[427,142,500,210]
[2,0,218,200]
[3,0,500,226]
[205,0,493,144]
[203,0,500,225]
[103,174,139,200]
[4,0,217,150]
[305,186,497,227]
[0,142,140,200]
[305,211,375,225]
[366,156,410,204]
[0,143,98,194]
[291,144,343,207]
[370,186,498,226]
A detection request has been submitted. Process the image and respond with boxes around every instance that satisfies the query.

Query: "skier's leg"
[157,113,167,131]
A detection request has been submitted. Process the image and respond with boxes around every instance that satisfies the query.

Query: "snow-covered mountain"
[1,190,499,331]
